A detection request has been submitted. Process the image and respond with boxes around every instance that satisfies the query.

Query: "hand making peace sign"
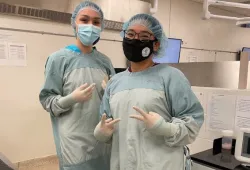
[130,106,162,129]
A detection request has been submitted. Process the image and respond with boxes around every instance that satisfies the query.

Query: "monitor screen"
[242,47,250,60]
[241,132,250,158]
[153,38,182,64]
[239,24,250,28]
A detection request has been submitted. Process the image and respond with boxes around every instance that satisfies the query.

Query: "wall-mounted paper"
[207,94,236,131]
[8,43,27,66]
[0,33,12,42]
[0,42,8,66]
[235,96,250,131]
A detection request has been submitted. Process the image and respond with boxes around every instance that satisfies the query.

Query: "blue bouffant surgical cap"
[121,14,168,57]
[71,1,104,35]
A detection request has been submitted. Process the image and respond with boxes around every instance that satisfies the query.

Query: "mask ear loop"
[153,37,158,42]
[152,38,159,53]
[93,37,100,46]
[74,21,79,38]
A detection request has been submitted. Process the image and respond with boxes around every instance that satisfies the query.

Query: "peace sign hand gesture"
[130,106,162,129]
[94,114,121,142]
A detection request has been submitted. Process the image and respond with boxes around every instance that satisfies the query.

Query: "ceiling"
[192,0,250,17]
[2,0,250,17]
[193,0,250,3]
[219,0,250,3]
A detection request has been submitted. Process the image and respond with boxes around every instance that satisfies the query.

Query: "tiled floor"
[17,156,59,170]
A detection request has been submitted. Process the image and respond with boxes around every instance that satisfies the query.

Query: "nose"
[134,33,140,40]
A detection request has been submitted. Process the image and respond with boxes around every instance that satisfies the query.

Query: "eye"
[141,35,150,39]
[79,17,89,23]
[125,34,134,40]
[140,33,150,37]
[93,21,101,25]
[128,33,134,37]
[139,32,151,41]
[125,30,135,38]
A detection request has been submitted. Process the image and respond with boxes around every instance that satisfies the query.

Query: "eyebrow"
[80,15,101,20]
[127,29,152,34]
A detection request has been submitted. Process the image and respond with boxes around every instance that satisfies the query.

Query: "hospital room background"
[0,0,250,169]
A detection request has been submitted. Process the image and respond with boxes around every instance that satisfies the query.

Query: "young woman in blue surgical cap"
[39,1,115,170]
[94,14,204,170]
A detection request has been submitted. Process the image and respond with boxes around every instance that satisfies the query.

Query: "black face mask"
[122,38,154,62]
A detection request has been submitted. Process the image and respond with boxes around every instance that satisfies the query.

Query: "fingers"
[81,84,95,98]
[85,83,96,93]
[108,118,121,126]
[79,83,95,92]
[130,115,144,121]
[101,114,120,126]
[101,114,107,126]
[78,83,88,90]
[105,118,113,123]
[133,106,148,118]
[90,83,96,88]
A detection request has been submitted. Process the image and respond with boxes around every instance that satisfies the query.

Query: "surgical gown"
[101,64,204,170]
[39,45,115,170]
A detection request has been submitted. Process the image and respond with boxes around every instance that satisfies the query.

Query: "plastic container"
[222,130,233,150]
[221,130,234,162]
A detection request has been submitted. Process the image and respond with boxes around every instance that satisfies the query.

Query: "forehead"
[127,24,152,34]
[76,8,101,19]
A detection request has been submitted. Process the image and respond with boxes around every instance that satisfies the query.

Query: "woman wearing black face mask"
[94,14,204,170]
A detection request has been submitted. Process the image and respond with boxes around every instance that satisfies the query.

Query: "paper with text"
[8,43,27,66]
[0,42,8,65]
[235,96,250,131]
[207,94,236,131]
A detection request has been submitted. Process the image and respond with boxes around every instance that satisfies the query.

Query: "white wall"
[67,0,151,22]
[1,0,69,12]
[155,0,250,63]
[40,0,68,12]
[0,14,124,163]
[0,0,250,163]
[1,0,41,7]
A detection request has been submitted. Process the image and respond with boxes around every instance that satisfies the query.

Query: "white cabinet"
[192,162,217,170]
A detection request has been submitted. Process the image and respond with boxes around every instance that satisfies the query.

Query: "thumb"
[102,80,107,84]
[102,80,107,89]
[104,75,109,82]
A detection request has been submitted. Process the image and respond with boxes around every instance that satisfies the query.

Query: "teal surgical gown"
[101,64,204,170]
[39,45,115,170]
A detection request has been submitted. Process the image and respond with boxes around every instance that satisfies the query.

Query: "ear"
[153,41,160,52]
[74,25,78,36]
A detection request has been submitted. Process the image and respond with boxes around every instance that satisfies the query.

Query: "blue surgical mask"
[77,24,101,46]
